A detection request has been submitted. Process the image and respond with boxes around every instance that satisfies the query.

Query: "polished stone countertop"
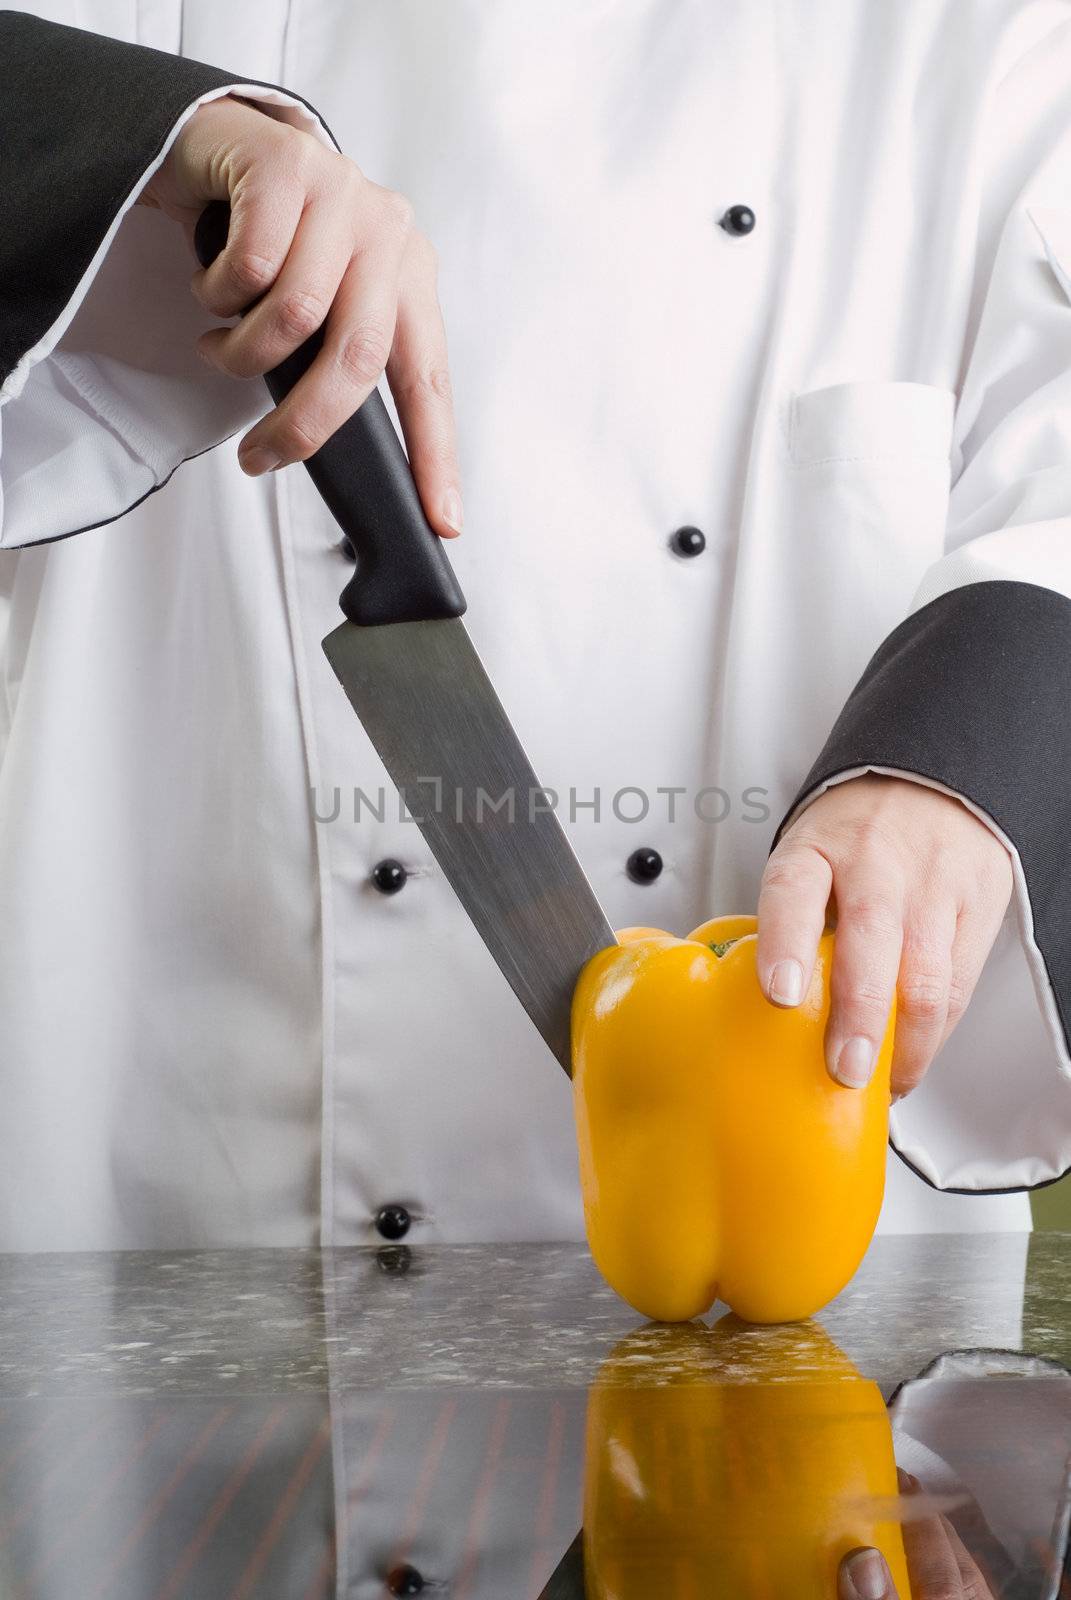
[0,1231,1067,1397]
[0,1237,1068,1598]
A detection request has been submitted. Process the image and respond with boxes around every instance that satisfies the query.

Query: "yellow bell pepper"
[572,915,894,1324]
[584,1316,911,1598]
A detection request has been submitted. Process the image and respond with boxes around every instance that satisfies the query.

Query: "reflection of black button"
[377,1244,412,1275]
[339,535,356,561]
[375,1204,412,1241]
[719,203,756,236]
[627,847,663,883]
[387,1567,425,1597]
[372,859,408,895]
[670,525,706,557]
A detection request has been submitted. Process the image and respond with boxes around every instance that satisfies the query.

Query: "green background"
[1033,1170,1071,1229]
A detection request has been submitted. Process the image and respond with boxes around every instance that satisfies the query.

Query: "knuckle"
[847,814,902,862]
[336,159,368,202]
[945,972,973,1024]
[841,977,890,1012]
[397,362,453,406]
[410,229,439,272]
[762,850,814,893]
[272,412,322,461]
[211,340,253,379]
[898,973,948,1024]
[381,190,416,233]
[319,154,363,206]
[227,250,276,298]
[921,845,957,891]
[975,843,1013,899]
[285,128,321,181]
[197,281,232,317]
[276,289,327,341]
[839,892,901,941]
[337,318,391,387]
[424,363,453,402]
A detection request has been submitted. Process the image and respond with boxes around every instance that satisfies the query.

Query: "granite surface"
[0,1233,1066,1399]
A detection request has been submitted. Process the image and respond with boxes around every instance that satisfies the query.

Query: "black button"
[338,535,356,561]
[627,847,663,883]
[371,858,408,895]
[387,1567,425,1596]
[670,525,706,558]
[719,203,756,236]
[376,1244,412,1275]
[375,1204,412,1241]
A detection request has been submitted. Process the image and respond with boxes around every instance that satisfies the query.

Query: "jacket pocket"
[785,380,954,579]
[762,380,956,762]
[789,380,954,468]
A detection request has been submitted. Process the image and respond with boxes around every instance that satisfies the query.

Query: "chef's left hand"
[756,775,1012,1098]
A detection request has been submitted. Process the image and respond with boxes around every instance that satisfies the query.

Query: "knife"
[195,203,616,1073]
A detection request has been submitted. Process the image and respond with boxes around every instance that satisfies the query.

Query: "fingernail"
[843,1549,890,1600]
[239,446,282,477]
[835,1036,876,1089]
[441,488,464,534]
[768,959,804,1007]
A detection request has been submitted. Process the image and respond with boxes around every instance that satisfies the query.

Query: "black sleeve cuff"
[0,12,249,386]
[776,577,1071,1128]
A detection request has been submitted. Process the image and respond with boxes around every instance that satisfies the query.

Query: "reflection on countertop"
[0,1232,1068,1397]
[0,1235,1067,1597]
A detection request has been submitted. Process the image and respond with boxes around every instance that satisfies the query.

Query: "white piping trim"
[275,0,337,1260]
[783,764,1071,1189]
[274,465,338,1255]
[780,763,1071,1079]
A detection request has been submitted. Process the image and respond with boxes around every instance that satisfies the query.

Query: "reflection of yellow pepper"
[572,915,894,1324]
[584,1318,911,1599]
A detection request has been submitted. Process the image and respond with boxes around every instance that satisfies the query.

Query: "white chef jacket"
[3,0,1071,1248]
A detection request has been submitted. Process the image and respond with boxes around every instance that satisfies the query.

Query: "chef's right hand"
[139,94,462,534]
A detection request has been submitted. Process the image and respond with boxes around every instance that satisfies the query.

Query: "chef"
[2,0,1071,1254]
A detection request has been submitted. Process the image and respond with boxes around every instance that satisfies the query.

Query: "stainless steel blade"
[322,617,616,1073]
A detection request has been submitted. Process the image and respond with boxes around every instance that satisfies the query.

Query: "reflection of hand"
[839,1545,897,1598]
[838,1470,996,1598]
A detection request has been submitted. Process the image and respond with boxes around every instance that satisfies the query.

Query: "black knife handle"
[194,200,466,626]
